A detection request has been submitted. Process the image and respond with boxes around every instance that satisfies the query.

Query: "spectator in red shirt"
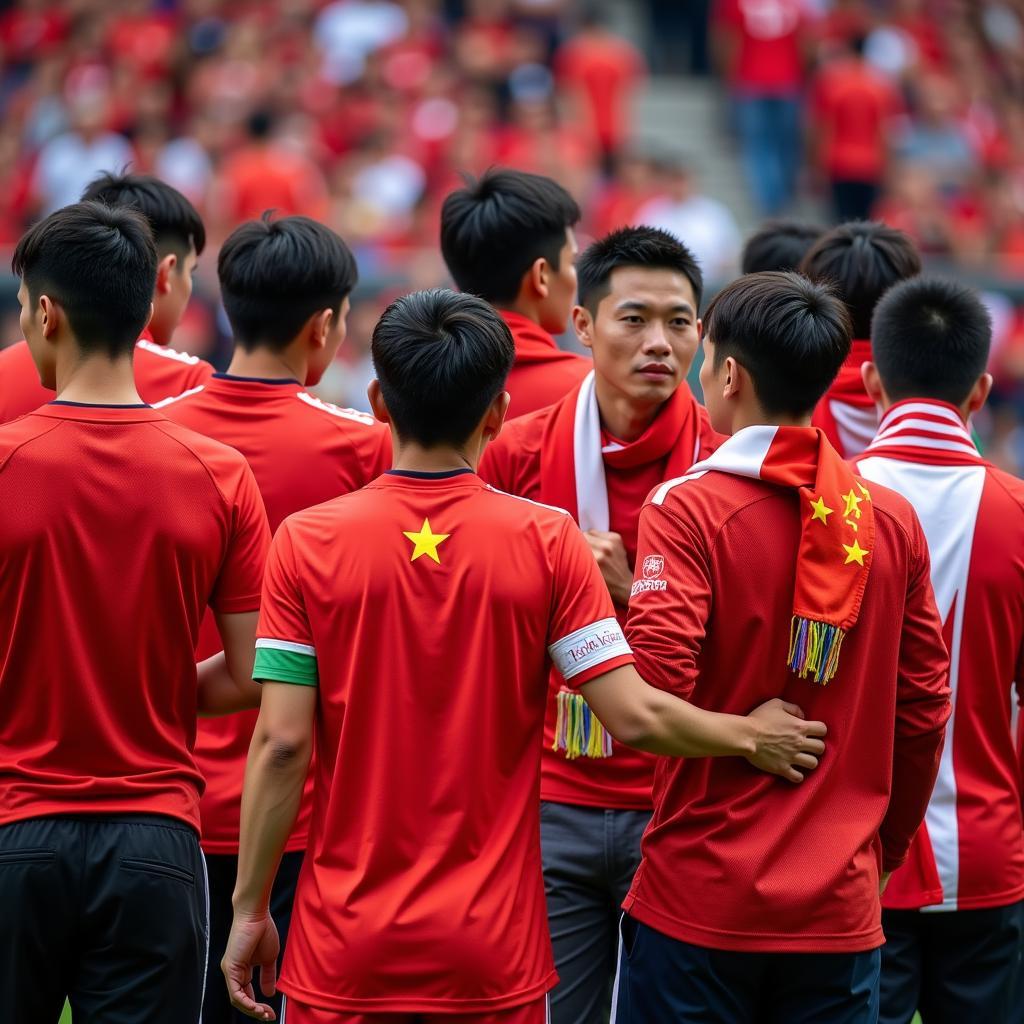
[810,35,903,221]
[554,10,646,172]
[713,0,810,215]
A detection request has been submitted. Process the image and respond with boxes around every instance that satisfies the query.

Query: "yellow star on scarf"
[857,483,871,502]
[403,518,450,564]
[842,488,864,519]
[809,495,833,524]
[843,540,869,566]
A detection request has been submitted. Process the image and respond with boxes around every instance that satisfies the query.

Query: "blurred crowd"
[2,0,1024,436]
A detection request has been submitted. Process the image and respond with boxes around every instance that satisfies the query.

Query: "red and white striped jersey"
[854,399,1024,912]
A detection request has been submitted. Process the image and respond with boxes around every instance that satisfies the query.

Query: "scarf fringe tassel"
[552,690,613,759]
[788,616,845,685]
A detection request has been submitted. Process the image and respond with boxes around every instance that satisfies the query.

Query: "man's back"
[0,402,268,829]
[256,469,631,1011]
[159,373,390,853]
[624,456,949,951]
[855,401,1024,911]
[0,337,213,423]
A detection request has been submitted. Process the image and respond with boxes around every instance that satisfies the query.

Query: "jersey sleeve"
[880,515,952,872]
[547,517,633,688]
[253,522,318,687]
[208,458,271,614]
[625,498,712,701]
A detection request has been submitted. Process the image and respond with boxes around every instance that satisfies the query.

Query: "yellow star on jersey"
[843,539,869,566]
[403,518,450,564]
[842,488,864,519]
[809,495,833,524]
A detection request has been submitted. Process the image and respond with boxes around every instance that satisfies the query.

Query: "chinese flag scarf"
[538,369,707,531]
[539,369,709,758]
[669,424,874,684]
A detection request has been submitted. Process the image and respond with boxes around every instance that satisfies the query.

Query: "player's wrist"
[737,714,762,758]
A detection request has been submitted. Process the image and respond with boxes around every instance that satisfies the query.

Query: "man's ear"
[861,361,886,407]
[155,252,178,296]
[723,355,740,399]
[367,379,390,425]
[695,318,703,342]
[966,372,992,416]
[527,257,549,300]
[39,295,61,339]
[571,304,594,351]
[481,389,511,445]
[310,308,334,351]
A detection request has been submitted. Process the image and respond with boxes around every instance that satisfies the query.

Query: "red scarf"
[539,370,708,758]
[656,425,874,684]
[827,339,875,407]
[538,370,706,530]
[861,399,982,466]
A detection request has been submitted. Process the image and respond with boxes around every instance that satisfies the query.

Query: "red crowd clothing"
[480,375,720,810]
[623,425,950,953]
[158,374,391,854]
[253,470,633,1013]
[499,311,591,420]
[810,57,903,182]
[855,400,1024,912]
[714,0,808,95]
[0,402,269,831]
[279,993,550,1024]
[812,339,879,458]
[0,333,214,424]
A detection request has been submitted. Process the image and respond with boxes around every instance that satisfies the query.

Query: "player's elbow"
[253,728,312,777]
[598,698,662,751]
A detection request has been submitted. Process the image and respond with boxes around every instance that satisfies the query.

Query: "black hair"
[12,200,157,357]
[577,225,703,312]
[440,168,581,306]
[800,221,921,339]
[741,220,824,274]
[372,288,515,448]
[705,271,852,417]
[81,171,206,259]
[871,276,991,405]
[217,214,358,352]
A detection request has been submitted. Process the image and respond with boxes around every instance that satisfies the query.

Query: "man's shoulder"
[289,390,382,435]
[149,414,253,482]
[490,402,552,456]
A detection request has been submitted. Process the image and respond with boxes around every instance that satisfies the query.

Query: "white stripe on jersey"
[152,385,206,409]
[296,391,376,425]
[136,338,203,364]
[857,455,986,911]
[255,638,316,657]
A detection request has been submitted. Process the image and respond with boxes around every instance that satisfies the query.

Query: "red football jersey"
[159,373,391,854]
[481,394,720,810]
[624,435,950,953]
[855,400,1024,912]
[0,334,214,423]
[0,402,269,830]
[254,470,633,1012]
[499,311,591,420]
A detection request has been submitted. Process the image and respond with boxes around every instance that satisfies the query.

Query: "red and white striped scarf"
[655,425,874,684]
[862,400,982,466]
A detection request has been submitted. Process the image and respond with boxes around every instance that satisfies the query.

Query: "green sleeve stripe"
[253,647,318,687]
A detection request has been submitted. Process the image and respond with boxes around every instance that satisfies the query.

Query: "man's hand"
[585,530,634,606]
[222,909,281,1021]
[745,698,827,783]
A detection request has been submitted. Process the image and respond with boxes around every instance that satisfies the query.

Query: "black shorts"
[0,813,208,1024]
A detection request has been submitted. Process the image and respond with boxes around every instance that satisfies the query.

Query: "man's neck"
[503,297,548,332]
[391,436,478,474]
[54,351,142,405]
[731,408,812,433]
[594,374,663,443]
[226,345,306,383]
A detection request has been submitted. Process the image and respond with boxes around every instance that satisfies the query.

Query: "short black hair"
[741,220,824,274]
[218,214,358,352]
[705,271,852,417]
[372,288,515,448]
[871,276,991,405]
[577,225,703,312]
[440,168,580,306]
[81,171,206,259]
[800,221,921,339]
[12,201,157,357]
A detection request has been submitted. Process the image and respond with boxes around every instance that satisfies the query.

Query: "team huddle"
[0,166,1018,1024]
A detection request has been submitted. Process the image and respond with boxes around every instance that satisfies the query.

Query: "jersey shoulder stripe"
[483,483,570,516]
[136,338,203,365]
[152,385,206,410]
[295,392,377,427]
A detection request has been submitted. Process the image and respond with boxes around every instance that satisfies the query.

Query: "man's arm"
[581,666,826,782]
[198,611,261,715]
[223,681,316,1021]
[879,523,952,873]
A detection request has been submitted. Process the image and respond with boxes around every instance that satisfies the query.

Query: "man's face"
[539,227,579,336]
[18,280,55,389]
[581,266,700,411]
